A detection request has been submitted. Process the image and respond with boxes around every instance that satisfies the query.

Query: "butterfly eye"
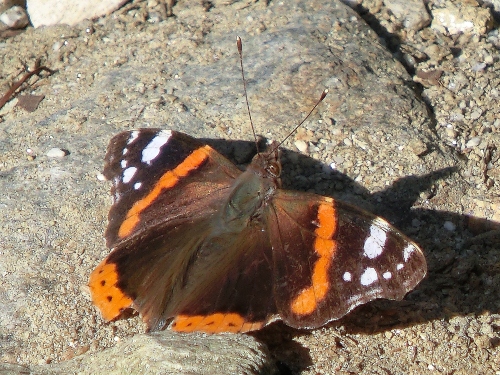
[267,162,281,177]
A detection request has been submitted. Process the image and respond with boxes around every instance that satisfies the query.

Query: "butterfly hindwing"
[168,221,278,333]
[95,177,279,333]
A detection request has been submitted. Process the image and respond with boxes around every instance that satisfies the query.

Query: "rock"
[483,0,500,12]
[431,4,494,35]
[294,139,308,153]
[0,0,482,373]
[407,138,428,156]
[443,220,456,231]
[0,5,28,28]
[27,0,128,27]
[19,332,277,375]
[383,0,431,31]
[0,363,32,374]
[465,136,481,148]
[339,0,362,6]
[0,0,24,14]
[46,147,67,158]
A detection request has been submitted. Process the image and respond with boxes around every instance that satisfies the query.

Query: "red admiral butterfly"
[89,38,427,333]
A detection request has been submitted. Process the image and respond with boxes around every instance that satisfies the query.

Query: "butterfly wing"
[167,221,278,333]
[95,214,278,332]
[102,129,242,247]
[89,129,245,324]
[267,190,427,329]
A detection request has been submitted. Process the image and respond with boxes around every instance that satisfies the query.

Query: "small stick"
[0,64,56,110]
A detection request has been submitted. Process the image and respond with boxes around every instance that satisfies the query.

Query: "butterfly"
[88,38,426,334]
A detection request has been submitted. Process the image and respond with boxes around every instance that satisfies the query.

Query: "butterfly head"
[248,141,282,182]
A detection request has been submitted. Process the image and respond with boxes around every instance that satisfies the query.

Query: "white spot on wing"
[122,148,128,155]
[343,271,352,282]
[397,263,404,270]
[134,182,142,190]
[403,244,416,262]
[122,166,137,184]
[363,219,388,259]
[127,131,139,145]
[142,130,172,165]
[120,159,127,168]
[360,267,378,286]
[383,271,392,279]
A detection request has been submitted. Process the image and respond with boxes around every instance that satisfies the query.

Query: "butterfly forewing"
[102,129,242,247]
[268,190,426,329]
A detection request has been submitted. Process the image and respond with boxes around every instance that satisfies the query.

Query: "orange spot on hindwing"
[117,146,211,238]
[291,202,337,316]
[171,314,263,333]
[88,261,133,321]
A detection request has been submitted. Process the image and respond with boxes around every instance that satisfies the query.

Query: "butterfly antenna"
[271,88,328,153]
[237,36,260,153]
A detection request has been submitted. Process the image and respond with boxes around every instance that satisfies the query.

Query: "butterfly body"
[89,129,427,333]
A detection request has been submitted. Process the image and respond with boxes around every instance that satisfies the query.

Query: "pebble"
[431,5,493,36]
[27,0,129,28]
[383,0,431,31]
[443,221,456,231]
[407,138,428,156]
[465,137,481,148]
[294,140,308,153]
[46,148,67,158]
[470,109,482,120]
[472,62,487,72]
[0,5,29,28]
[445,127,457,139]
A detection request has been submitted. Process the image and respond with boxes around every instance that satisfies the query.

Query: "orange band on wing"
[291,203,337,316]
[118,146,211,238]
[88,261,133,321]
[171,313,263,333]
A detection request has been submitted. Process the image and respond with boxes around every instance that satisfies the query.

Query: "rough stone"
[0,0,24,14]
[0,5,28,28]
[27,0,128,27]
[383,0,431,31]
[11,332,277,375]
[431,4,494,35]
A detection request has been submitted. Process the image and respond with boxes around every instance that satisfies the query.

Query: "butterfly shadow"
[202,137,500,369]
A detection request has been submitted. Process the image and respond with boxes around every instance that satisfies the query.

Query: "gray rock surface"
[1,332,277,375]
